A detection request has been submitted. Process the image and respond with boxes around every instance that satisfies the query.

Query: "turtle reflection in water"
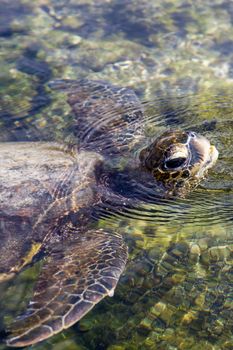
[0,79,218,347]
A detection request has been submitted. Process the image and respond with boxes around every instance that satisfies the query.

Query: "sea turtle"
[0,79,218,347]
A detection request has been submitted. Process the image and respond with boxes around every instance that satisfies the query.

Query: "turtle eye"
[165,157,187,169]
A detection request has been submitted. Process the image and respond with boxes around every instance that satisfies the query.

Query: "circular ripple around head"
[93,90,233,230]
[96,190,233,229]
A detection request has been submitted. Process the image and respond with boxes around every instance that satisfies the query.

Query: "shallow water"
[0,0,233,349]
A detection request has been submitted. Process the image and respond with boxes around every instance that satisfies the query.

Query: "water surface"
[0,0,233,349]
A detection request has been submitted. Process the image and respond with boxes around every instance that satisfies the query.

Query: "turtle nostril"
[189,132,196,138]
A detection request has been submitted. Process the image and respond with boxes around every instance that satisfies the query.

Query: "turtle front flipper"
[6,229,127,347]
[49,79,145,155]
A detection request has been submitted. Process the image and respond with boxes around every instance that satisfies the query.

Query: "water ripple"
[84,90,233,229]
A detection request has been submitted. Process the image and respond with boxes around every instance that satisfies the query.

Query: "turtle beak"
[188,133,219,177]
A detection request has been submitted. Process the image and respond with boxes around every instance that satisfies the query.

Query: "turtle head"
[139,130,218,196]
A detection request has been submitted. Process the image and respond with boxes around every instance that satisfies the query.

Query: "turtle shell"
[0,142,102,280]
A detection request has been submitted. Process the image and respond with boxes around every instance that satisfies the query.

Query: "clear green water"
[0,1,233,349]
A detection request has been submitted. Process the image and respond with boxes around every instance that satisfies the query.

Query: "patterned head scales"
[139,130,218,195]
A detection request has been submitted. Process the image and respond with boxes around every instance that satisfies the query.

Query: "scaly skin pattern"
[6,230,127,347]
